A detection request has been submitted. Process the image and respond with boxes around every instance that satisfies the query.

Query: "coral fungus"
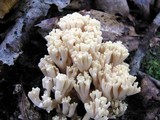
[28,12,140,119]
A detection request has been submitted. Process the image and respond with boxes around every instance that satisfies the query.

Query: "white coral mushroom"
[109,100,128,118]
[61,96,78,117]
[100,41,129,66]
[52,116,67,120]
[53,73,75,102]
[66,65,78,78]
[42,76,54,96]
[38,55,59,78]
[101,64,140,101]
[84,90,110,120]
[28,87,42,107]
[28,12,141,119]
[74,72,91,103]
[71,51,92,72]
[89,60,102,89]
[28,87,55,113]
[48,45,72,73]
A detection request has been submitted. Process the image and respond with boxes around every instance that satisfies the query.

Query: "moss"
[142,46,160,80]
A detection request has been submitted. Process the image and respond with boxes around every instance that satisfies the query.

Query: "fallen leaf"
[144,107,160,120]
[81,10,126,36]
[94,0,129,16]
[0,0,50,65]
[35,17,59,37]
[90,10,124,36]
[0,0,18,19]
[35,17,59,31]
[140,76,160,108]
[81,10,139,51]
[0,19,23,65]
[14,84,41,120]
[82,10,137,36]
[115,36,140,51]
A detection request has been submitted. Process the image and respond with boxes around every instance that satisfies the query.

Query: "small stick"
[130,12,160,76]
[138,71,160,88]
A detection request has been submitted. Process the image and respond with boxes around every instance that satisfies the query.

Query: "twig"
[130,12,160,76]
[138,71,160,88]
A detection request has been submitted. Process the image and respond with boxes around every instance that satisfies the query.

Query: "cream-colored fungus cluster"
[28,12,140,120]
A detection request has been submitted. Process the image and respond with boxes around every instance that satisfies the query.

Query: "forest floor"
[0,0,160,120]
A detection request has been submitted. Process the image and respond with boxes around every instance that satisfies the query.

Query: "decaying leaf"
[136,74,160,120]
[82,10,137,37]
[35,17,59,37]
[0,0,18,19]
[14,84,41,120]
[94,0,129,16]
[0,0,50,65]
[144,107,160,120]
[89,10,124,36]
[0,19,23,65]
[44,0,71,11]
[115,36,140,51]
[140,76,160,107]
[36,17,59,31]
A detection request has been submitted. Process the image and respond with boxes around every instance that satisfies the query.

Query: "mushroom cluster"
[28,12,141,120]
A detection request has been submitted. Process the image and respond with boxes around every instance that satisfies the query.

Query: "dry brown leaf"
[0,0,18,19]
[115,36,140,51]
[94,0,129,16]
[0,0,50,65]
[14,84,41,120]
[90,10,124,36]
[81,10,126,36]
[140,76,160,107]
[36,17,59,30]
[19,92,41,120]
[137,74,160,120]
[36,17,59,37]
[82,10,137,36]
